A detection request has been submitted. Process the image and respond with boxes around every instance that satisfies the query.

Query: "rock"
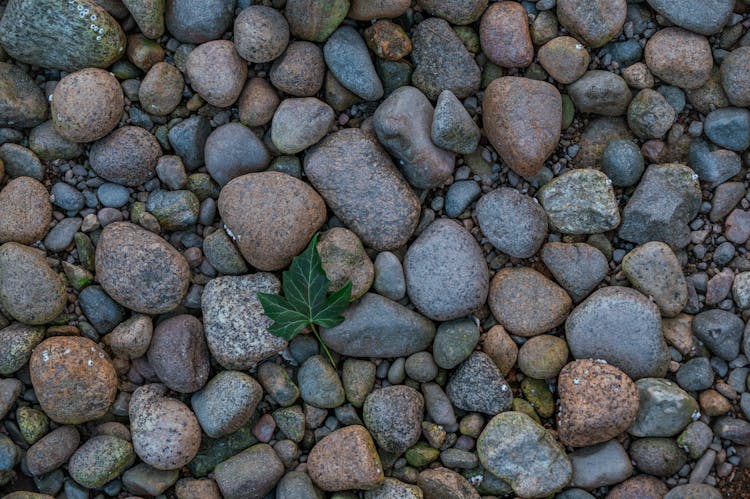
[139,62,184,116]
[239,77,280,125]
[96,222,189,313]
[213,443,284,499]
[363,385,423,453]
[0,143,43,180]
[104,314,152,359]
[317,228,373,300]
[218,172,326,270]
[26,426,80,476]
[0,0,126,71]
[324,26,383,101]
[686,67,730,114]
[607,475,668,499]
[479,2,533,68]
[304,129,420,251]
[569,440,632,489]
[644,28,712,90]
[577,117,633,168]
[629,378,698,437]
[257,362,299,407]
[276,471,322,499]
[517,334,569,379]
[476,187,547,259]
[488,267,572,337]
[29,121,83,161]
[363,19,412,61]
[538,36,590,84]
[0,243,66,325]
[269,41,325,97]
[202,229,247,275]
[433,319,479,370]
[483,77,561,178]
[622,241,687,317]
[416,0,486,25]
[146,190,199,230]
[176,478,223,499]
[627,88,676,139]
[0,323,43,375]
[404,219,488,321]
[557,0,626,48]
[538,169,620,234]
[204,123,270,187]
[90,126,161,186]
[148,314,209,393]
[541,243,608,303]
[51,68,123,144]
[122,463,179,496]
[704,107,750,152]
[0,177,51,245]
[446,352,512,415]
[568,71,631,116]
[271,97,333,154]
[646,0,733,35]
[165,0,235,43]
[30,336,116,424]
[477,411,572,498]
[664,484,723,499]
[692,309,743,361]
[726,208,750,244]
[557,359,639,447]
[123,0,165,39]
[0,62,47,128]
[444,180,481,217]
[373,251,406,300]
[68,435,134,489]
[618,164,701,248]
[410,17,481,100]
[321,293,435,358]
[601,139,645,187]
[307,425,384,491]
[126,33,165,72]
[349,0,410,20]
[566,287,669,379]
[298,355,345,409]
[365,478,423,499]
[342,360,376,408]
[373,86,455,189]
[78,285,124,334]
[187,40,246,107]
[284,0,347,42]
[0,378,21,421]
[168,116,211,170]
[721,46,750,107]
[233,6,289,63]
[630,438,687,477]
[431,90,480,155]
[713,417,750,445]
[201,273,286,369]
[130,384,201,469]
[418,468,479,499]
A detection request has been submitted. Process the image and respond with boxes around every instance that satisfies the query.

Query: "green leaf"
[257,293,309,340]
[312,281,352,328]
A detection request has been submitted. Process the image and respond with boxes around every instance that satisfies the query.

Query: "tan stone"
[307,425,384,491]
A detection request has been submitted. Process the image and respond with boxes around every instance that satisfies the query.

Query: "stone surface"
[284,0,347,42]
[447,352,513,415]
[165,0,236,43]
[324,26,383,101]
[0,62,47,128]
[148,314,210,393]
[538,36,590,84]
[204,123,270,187]
[213,443,284,499]
[541,243,608,303]
[622,241,687,317]
[431,90,481,155]
[416,0,486,25]
[364,385,423,453]
[0,323,44,375]
[0,177,51,245]
[476,187,547,259]
[629,378,699,437]
[692,309,744,361]
[317,227,373,300]
[569,440,633,490]
[644,28,712,89]
[68,435,134,489]
[568,71,631,116]
[627,88,676,139]
[307,425,384,491]
[186,40,247,107]
[89,126,161,186]
[557,0,627,47]
[26,426,80,476]
[433,319,479,370]
[479,2,533,68]
[721,47,750,107]
[646,0,733,35]
[271,97,334,155]
[233,5,289,63]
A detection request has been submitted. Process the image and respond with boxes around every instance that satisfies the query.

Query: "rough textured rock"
[317,227,374,300]
[541,243,608,303]
[307,425,384,491]
[270,97,334,154]
[89,126,161,186]
[557,0,627,47]
[148,314,210,393]
[204,122,270,187]
[568,71,631,116]
[0,177,52,245]
[447,352,513,415]
[0,62,47,128]
[416,0,487,25]
[191,371,262,438]
[417,468,480,499]
[186,40,247,107]
[644,28,712,90]
[214,443,284,499]
[479,2,533,68]
[646,0,733,35]
[476,187,547,259]
[622,241,687,317]
[363,385,423,453]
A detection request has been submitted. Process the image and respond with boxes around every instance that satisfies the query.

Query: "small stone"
[324,26,383,101]
[630,437,687,477]
[433,319,480,370]
[692,309,743,361]
[307,425,384,491]
[298,355,345,409]
[271,97,333,154]
[68,435,134,489]
[0,177,51,245]
[622,241,687,317]
[431,90,480,155]
[557,0,626,47]
[50,182,84,213]
[569,440,633,489]
[239,77,280,126]
[89,126,161,186]
[646,0,733,35]
[444,180,481,218]
[447,352,513,415]
[78,285,124,334]
[103,314,152,359]
[122,0,165,39]
[479,2,533,68]
[538,36,590,84]
[577,117,633,168]
[676,357,714,391]
[122,463,179,496]
[568,71,631,116]
[146,190,199,231]
[704,107,750,152]
[175,477,222,499]
[317,227,374,300]
[644,28,712,90]
[607,475,668,499]
[139,62,184,116]
[365,478,423,499]
[541,242,608,303]
[476,187,547,259]
[664,484,723,499]
[26,425,80,476]
[284,0,348,43]
[186,40,247,107]
[0,323,44,375]
[601,139,645,187]
[416,0,487,25]
[627,88,676,139]
[349,0,410,20]
[192,371,262,438]
[364,385,423,453]
[148,314,209,393]
[517,334,569,380]
[629,378,699,437]
[233,6,289,63]
[258,362,299,407]
[364,20,412,61]
[168,116,211,170]
[0,62,47,128]
[213,443,284,499]
[202,229,248,275]
[126,33,164,71]
[165,0,235,44]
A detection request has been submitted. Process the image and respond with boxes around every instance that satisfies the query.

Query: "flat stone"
[307,425,384,491]
[541,243,608,303]
[26,425,80,476]
[629,378,699,437]
[446,352,513,415]
[622,241,688,317]
[569,440,633,489]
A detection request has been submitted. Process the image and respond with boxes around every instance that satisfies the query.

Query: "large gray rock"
[629,378,699,437]
[568,440,633,489]
[646,0,733,35]
[323,26,383,101]
[320,293,435,358]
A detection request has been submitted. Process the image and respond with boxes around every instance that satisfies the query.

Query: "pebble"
[317,228,373,299]
[0,177,51,245]
[726,208,750,244]
[557,0,626,47]
[431,90,481,155]
[239,77,280,125]
[688,139,740,189]
[622,241,687,317]
[704,107,750,152]
[373,251,406,300]
[446,352,513,415]
[103,314,152,359]
[628,88,676,139]
[269,41,325,97]
[577,117,633,168]
[538,36,590,84]
[148,314,209,393]
[608,475,669,499]
[418,467,479,499]
[204,123,270,187]
[631,437,687,477]
[298,355,345,409]
[324,26,383,101]
[271,97,334,154]
[676,357,714,391]
[664,484,723,499]
[349,0,410,20]
[97,183,129,208]
[0,143,44,180]
[721,47,750,107]
[404,219,489,321]
[433,319,480,370]
[645,28,712,90]
[540,242,608,303]
[202,228,248,275]
[90,126,161,186]
[122,463,179,496]
[629,378,699,437]
[50,182,85,213]
[78,285,124,334]
[26,425,80,476]
[569,440,633,489]
[483,77,561,177]
[284,0,348,43]
[168,116,211,170]
[363,385,423,453]
[233,6,289,63]
[646,0,733,35]
[214,443,284,499]
[191,370,262,439]
[364,20,412,61]
[364,478,422,499]
[601,139,645,187]
[517,334,569,379]
[139,62,184,116]
[175,477,222,499]
[0,323,43,375]
[692,309,743,361]
[186,40,247,107]
[0,62,47,128]
[307,425,384,491]
[165,0,236,43]
[568,71,631,116]
[276,471,322,499]
[713,416,750,445]
[476,187,547,258]
[417,0,487,24]
[68,435,134,489]
[479,2,533,68]
[0,378,21,421]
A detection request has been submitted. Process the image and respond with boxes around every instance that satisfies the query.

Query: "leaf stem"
[310,323,336,369]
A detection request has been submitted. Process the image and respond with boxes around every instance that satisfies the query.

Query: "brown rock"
[95,222,190,314]
[103,314,153,359]
[89,126,161,186]
[175,478,222,499]
[557,0,626,48]
[51,68,123,143]
[417,467,480,499]
[186,40,247,107]
[348,0,410,20]
[538,36,590,84]
[605,474,669,499]
[269,41,325,97]
[645,28,712,90]
[29,336,117,424]
[307,425,384,491]
[662,313,696,356]
[317,227,374,300]
[699,389,731,416]
[218,172,326,271]
[0,177,51,244]
[233,5,289,63]
[483,77,561,177]
[126,33,165,71]
[364,20,412,61]
[488,267,572,337]
[238,77,280,127]
[481,325,518,376]
[26,425,80,476]
[480,2,533,68]
[139,62,184,116]
[148,315,209,394]
[557,359,640,447]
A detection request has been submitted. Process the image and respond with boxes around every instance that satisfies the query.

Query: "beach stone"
[257,362,299,407]
[307,425,384,491]
[373,251,405,300]
[417,0,486,25]
[0,62,47,128]
[0,143,43,180]
[478,411,572,498]
[363,19,412,61]
[577,117,633,168]
[418,468,479,499]
[607,475,668,499]
[0,379,21,421]
[686,67,730,114]
[343,360,376,408]
[704,107,750,152]
[541,243,608,303]
[644,28,712,89]
[568,71,631,116]
[276,471,322,499]
[218,171,326,270]
[619,164,701,248]
[317,228,373,300]
[130,384,201,469]
[404,219,488,321]
[298,355,345,409]
[122,0,165,39]
[0,323,43,375]
[373,86,455,189]
[239,77,280,126]
[365,478,422,499]
[348,0,410,20]
[431,90,481,155]
[476,187,547,259]
[146,190,199,231]
[192,371,262,438]
[0,243,66,325]
[68,435,134,489]
[664,484,723,499]
[630,437,687,477]
[202,273,286,369]
[569,440,633,489]
[0,177,51,245]
[566,287,669,379]
[601,139,644,187]
[271,97,333,154]
[692,309,743,361]
[0,0,126,71]
[557,359,639,447]
[444,180,481,217]
[233,5,289,63]
[483,77,561,178]
[538,169,620,234]
[269,41,324,97]
[104,314,152,359]
[557,0,626,47]
[96,222,189,313]
[447,352,512,415]
[165,0,235,43]
[213,443,284,499]
[489,267,572,337]
[646,0,733,35]
[284,0,347,42]
[139,62,183,116]
[480,2,533,68]
[78,285,125,335]
[187,40,246,107]
[29,121,83,161]
[202,228,247,275]
[363,385,423,453]
[168,116,211,170]
[629,378,699,437]
[517,335,568,380]
[26,426,80,476]
[622,241,687,317]
[90,126,161,186]
[324,26,383,101]
[30,336,116,424]
[721,46,750,107]
[433,319,479,370]
[204,123,270,187]
[51,68,123,144]
[627,88,676,139]
[321,293,435,358]
[411,17,481,100]
[538,36,590,84]
[122,463,179,496]
[304,128,420,251]
[148,314,209,393]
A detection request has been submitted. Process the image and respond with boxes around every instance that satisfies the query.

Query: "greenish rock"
[146,190,199,231]
[627,88,676,139]
[68,435,134,489]
[454,26,480,53]
[511,398,541,423]
[629,437,687,477]
[538,169,620,235]
[463,467,514,496]
[29,121,83,161]
[17,406,49,444]
[74,232,95,271]
[0,62,47,128]
[463,148,494,181]
[122,0,165,39]
[577,117,633,169]
[188,423,258,477]
[286,0,349,42]
[61,261,94,290]
[317,227,374,300]
[269,156,302,178]
[186,173,220,201]
[561,95,575,130]
[364,477,424,499]
[521,377,555,418]
[298,355,345,409]
[433,318,479,370]
[0,0,127,72]
[375,58,412,96]
[125,33,164,71]
[405,442,440,467]
[517,334,569,380]
[342,359,376,408]
[677,421,713,459]
[481,63,505,89]
[111,60,141,80]
[0,322,44,374]
[122,463,178,496]
[202,229,248,276]
[629,378,699,437]
[273,406,305,443]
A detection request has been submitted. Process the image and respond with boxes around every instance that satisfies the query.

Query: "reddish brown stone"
[480,2,533,68]
[307,425,384,491]
[364,20,412,61]
[605,474,669,499]
[645,27,712,90]
[0,177,51,244]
